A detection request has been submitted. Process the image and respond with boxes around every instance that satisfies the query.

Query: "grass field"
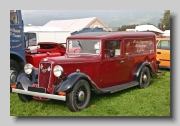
[10,70,170,116]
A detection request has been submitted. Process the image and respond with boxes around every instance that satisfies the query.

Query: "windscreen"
[25,33,37,47]
[67,39,101,55]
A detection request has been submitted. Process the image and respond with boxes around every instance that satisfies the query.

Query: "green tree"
[118,25,127,31]
[158,10,170,30]
[118,24,139,31]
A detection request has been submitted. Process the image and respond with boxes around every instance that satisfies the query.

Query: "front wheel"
[10,60,21,85]
[139,66,150,88]
[17,83,33,102]
[66,79,91,112]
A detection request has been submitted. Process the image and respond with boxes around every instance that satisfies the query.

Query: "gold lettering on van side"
[135,44,146,48]
[132,40,152,44]
[126,42,130,48]
[126,40,153,53]
[136,48,145,53]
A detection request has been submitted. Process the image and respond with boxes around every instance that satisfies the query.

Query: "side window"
[157,40,170,50]
[25,33,37,47]
[10,10,18,24]
[104,40,121,58]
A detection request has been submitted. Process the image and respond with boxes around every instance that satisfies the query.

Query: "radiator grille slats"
[39,63,51,88]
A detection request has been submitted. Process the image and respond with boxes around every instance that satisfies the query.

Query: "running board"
[11,88,66,101]
[99,81,139,94]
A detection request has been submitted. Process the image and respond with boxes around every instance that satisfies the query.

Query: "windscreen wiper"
[77,40,83,50]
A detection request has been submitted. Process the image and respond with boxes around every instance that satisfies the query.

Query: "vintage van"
[11,32,160,112]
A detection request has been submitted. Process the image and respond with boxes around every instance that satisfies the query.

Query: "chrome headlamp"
[24,63,34,74]
[53,65,64,77]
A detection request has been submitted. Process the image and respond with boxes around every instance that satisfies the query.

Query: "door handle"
[157,52,161,54]
[120,60,124,63]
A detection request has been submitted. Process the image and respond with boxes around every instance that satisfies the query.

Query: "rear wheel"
[139,66,150,88]
[10,60,21,85]
[17,83,33,102]
[66,79,91,112]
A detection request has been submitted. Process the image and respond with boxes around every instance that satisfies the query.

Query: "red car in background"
[25,42,66,68]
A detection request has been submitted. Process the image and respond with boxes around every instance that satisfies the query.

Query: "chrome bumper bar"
[11,88,66,101]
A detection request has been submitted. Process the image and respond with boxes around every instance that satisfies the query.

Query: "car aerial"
[156,36,170,69]
[11,32,160,112]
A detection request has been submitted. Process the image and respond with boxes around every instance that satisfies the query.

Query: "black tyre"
[66,79,91,112]
[17,83,33,102]
[10,59,21,85]
[139,66,150,88]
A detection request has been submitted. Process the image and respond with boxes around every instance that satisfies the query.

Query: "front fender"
[16,68,39,90]
[55,72,90,93]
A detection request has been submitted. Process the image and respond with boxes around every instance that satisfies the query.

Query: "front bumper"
[11,88,66,101]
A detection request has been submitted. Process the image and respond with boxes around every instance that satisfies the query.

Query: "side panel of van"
[122,37,156,82]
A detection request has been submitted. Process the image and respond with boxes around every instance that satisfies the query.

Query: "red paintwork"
[38,32,158,91]
[25,42,66,68]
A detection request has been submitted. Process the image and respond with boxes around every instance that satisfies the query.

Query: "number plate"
[28,86,46,93]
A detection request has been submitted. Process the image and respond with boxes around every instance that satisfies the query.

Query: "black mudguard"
[54,72,92,93]
[16,68,39,90]
[133,62,157,81]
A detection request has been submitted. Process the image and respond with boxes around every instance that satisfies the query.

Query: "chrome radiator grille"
[38,62,52,88]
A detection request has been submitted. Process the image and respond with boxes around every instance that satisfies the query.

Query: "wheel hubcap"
[78,91,85,101]
[10,69,18,84]
[142,74,147,82]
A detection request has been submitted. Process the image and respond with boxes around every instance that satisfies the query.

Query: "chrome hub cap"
[142,74,147,82]
[10,69,17,84]
[78,91,85,101]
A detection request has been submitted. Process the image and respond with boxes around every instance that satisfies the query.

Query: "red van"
[11,32,160,112]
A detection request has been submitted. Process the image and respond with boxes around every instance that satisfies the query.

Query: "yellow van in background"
[156,37,170,69]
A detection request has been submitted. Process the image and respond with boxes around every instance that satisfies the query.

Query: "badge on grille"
[41,65,51,73]
[44,58,48,61]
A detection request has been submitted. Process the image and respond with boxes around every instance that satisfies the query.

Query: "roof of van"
[24,26,62,32]
[67,31,156,39]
